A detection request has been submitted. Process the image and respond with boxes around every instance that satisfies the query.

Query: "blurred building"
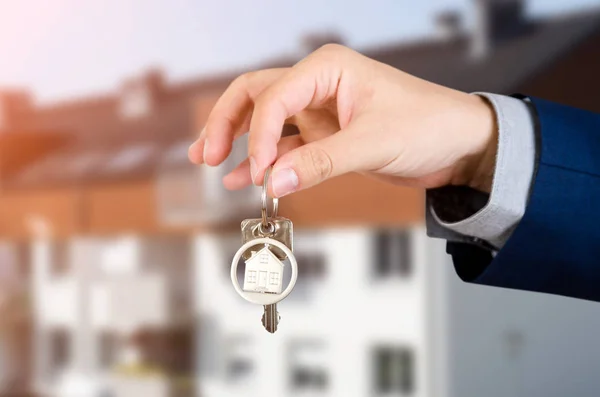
[0,242,32,396]
[0,0,599,396]
[30,235,194,397]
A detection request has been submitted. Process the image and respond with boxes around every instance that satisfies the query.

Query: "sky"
[0,0,598,103]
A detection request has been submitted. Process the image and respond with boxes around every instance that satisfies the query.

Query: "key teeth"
[261,312,280,333]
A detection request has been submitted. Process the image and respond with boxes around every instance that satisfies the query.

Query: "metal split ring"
[261,166,278,229]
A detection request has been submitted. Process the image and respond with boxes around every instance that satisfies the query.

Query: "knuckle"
[298,44,342,67]
[234,69,281,99]
[316,43,346,56]
[239,71,261,95]
[229,71,260,98]
[305,44,354,72]
[229,73,249,92]
[255,91,287,119]
[302,146,333,181]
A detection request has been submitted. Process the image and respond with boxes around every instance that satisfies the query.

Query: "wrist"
[454,94,498,194]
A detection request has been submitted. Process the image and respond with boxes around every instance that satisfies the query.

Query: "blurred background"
[0,0,600,396]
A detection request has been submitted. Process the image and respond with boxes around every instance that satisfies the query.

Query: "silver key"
[261,304,280,333]
[241,216,293,333]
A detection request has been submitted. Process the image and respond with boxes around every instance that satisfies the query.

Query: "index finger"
[247,48,343,184]
[191,68,287,166]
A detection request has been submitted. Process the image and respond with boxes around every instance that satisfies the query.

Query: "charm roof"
[246,245,284,266]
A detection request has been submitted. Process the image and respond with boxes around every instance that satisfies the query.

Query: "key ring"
[260,166,278,233]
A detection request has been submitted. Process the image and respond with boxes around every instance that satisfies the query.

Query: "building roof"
[2,74,231,187]
[3,7,600,188]
[362,8,600,93]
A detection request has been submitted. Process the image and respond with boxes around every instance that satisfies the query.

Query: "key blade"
[261,304,280,333]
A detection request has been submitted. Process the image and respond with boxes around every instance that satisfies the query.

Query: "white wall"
[444,258,600,397]
[194,226,432,397]
[32,235,192,396]
[91,274,168,332]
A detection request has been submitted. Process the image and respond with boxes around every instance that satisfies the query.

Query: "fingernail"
[203,138,210,163]
[188,139,202,163]
[272,168,299,197]
[250,157,258,183]
[189,128,205,153]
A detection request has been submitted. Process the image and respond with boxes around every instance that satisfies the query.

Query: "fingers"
[247,48,345,184]
[190,44,356,197]
[188,127,207,164]
[222,158,251,190]
[224,120,375,197]
[269,123,364,197]
[188,68,288,165]
[223,135,305,191]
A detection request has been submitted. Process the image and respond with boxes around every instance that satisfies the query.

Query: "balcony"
[155,136,259,227]
[36,276,78,328]
[91,236,193,332]
[108,375,170,397]
[91,274,169,333]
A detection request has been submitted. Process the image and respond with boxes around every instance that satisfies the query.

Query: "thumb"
[269,127,364,197]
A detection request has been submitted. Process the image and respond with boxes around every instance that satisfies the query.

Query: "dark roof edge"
[508,10,600,92]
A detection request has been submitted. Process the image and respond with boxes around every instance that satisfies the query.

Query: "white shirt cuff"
[430,93,537,248]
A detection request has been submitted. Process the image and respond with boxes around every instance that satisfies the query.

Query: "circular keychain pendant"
[230,237,298,305]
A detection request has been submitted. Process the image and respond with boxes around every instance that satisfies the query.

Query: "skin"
[188,44,498,198]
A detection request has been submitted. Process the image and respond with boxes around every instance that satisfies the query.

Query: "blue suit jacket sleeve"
[448,97,600,302]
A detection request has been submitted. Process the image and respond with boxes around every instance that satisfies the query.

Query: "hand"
[188,44,497,197]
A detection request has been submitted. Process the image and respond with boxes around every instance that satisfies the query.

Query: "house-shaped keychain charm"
[243,245,284,294]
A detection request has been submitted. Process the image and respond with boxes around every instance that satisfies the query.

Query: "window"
[225,336,254,384]
[246,270,257,283]
[373,230,412,278]
[49,329,71,375]
[288,340,328,392]
[295,252,326,279]
[269,272,279,285]
[372,346,414,395]
[259,253,269,265]
[99,332,119,369]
